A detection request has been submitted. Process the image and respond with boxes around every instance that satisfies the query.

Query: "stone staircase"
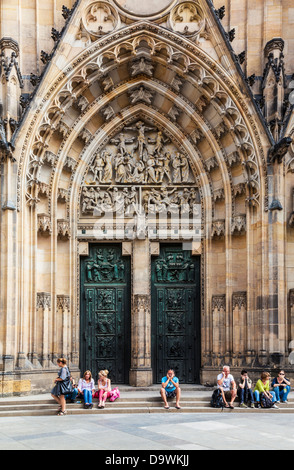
[0,386,294,417]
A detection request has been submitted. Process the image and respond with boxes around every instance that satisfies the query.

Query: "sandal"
[58,410,67,416]
[164,405,170,410]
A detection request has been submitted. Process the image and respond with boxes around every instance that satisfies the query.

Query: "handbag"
[54,368,73,396]
[109,387,120,402]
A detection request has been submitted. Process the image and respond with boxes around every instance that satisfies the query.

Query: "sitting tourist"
[272,370,291,404]
[254,372,278,409]
[217,365,237,409]
[97,370,112,409]
[238,369,255,409]
[77,370,96,409]
[160,369,181,410]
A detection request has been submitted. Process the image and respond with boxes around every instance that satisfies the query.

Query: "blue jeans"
[254,390,277,403]
[82,389,93,404]
[273,385,291,402]
[65,388,79,402]
[238,388,254,404]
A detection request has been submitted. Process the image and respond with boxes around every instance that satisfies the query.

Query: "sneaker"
[240,403,247,408]
[272,404,279,409]
[250,403,255,409]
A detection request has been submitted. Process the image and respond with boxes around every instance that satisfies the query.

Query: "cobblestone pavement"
[1,412,294,450]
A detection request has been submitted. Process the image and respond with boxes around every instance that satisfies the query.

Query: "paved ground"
[1,411,294,450]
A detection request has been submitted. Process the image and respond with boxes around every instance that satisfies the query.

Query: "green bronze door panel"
[80,245,131,384]
[152,245,201,384]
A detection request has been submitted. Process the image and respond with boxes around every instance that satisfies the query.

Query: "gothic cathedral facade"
[1,0,294,394]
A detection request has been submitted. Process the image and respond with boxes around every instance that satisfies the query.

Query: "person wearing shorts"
[160,369,181,410]
[217,365,237,409]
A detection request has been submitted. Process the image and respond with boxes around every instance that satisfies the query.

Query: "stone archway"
[8,6,273,389]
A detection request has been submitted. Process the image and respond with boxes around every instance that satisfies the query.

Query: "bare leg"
[219,388,228,407]
[230,390,237,406]
[160,388,169,408]
[51,394,61,405]
[175,387,181,409]
[59,395,66,413]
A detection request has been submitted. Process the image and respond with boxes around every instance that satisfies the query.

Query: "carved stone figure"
[92,153,105,183]
[103,152,113,183]
[129,86,153,105]
[131,57,154,76]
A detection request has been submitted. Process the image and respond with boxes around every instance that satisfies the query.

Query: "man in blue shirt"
[160,369,181,409]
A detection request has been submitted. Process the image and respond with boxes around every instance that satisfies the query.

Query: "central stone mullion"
[129,239,153,386]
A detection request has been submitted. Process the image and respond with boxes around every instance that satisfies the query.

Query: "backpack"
[211,389,224,409]
[260,392,274,409]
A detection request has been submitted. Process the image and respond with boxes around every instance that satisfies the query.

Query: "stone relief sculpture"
[81,120,198,222]
[155,251,196,283]
[85,247,126,283]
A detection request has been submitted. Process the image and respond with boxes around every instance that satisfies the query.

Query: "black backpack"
[260,392,274,409]
[211,389,224,409]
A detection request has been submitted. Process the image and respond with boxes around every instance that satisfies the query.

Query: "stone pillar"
[37,292,51,368]
[129,239,153,386]
[211,295,226,367]
[57,295,71,359]
[232,291,247,367]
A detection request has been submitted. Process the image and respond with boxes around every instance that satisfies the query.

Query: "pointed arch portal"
[5,2,282,390]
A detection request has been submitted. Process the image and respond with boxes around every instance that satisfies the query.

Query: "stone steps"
[0,394,294,417]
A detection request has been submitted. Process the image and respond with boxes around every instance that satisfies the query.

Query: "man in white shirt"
[217,366,237,409]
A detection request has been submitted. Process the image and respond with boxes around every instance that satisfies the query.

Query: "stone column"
[37,292,51,368]
[129,239,153,386]
[232,291,247,367]
[57,295,71,359]
[211,295,226,367]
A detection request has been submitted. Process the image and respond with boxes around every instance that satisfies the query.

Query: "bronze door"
[80,244,131,383]
[151,244,201,383]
